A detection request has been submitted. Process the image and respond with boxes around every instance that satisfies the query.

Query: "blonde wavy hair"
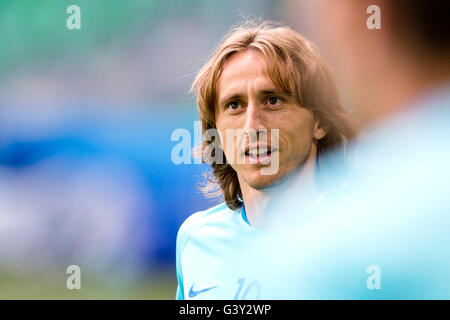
[191,20,357,210]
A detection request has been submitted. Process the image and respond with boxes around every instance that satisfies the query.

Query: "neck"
[239,147,318,229]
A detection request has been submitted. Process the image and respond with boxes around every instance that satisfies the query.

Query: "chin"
[245,170,285,190]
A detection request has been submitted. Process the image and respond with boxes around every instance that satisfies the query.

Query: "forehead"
[216,49,277,99]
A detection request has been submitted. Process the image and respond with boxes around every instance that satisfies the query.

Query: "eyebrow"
[260,89,286,97]
[218,88,288,107]
[218,93,244,107]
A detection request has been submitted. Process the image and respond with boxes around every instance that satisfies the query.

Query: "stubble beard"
[241,145,312,192]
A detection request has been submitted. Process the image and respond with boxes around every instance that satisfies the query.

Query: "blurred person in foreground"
[262,0,450,299]
[175,21,356,299]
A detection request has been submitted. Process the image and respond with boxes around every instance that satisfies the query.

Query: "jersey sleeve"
[175,213,198,300]
[175,283,184,300]
[174,204,227,300]
[175,224,186,300]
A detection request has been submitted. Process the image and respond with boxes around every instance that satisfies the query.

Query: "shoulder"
[176,202,233,252]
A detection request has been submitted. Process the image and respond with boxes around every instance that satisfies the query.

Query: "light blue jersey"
[175,202,273,300]
[175,191,329,300]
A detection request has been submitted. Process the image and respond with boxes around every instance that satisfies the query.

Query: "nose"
[243,100,267,137]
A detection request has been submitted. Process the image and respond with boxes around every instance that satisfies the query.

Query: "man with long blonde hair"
[175,21,356,300]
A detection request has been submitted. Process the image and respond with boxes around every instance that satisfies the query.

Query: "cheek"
[279,114,315,155]
[215,116,227,148]
[215,116,246,157]
[215,124,235,161]
[215,127,227,155]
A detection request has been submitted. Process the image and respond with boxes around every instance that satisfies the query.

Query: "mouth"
[244,145,278,165]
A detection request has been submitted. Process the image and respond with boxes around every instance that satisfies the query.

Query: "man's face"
[215,49,325,190]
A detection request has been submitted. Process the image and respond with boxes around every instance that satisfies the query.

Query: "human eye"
[227,101,242,110]
[266,96,283,107]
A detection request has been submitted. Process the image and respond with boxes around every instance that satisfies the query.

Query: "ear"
[313,119,329,140]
